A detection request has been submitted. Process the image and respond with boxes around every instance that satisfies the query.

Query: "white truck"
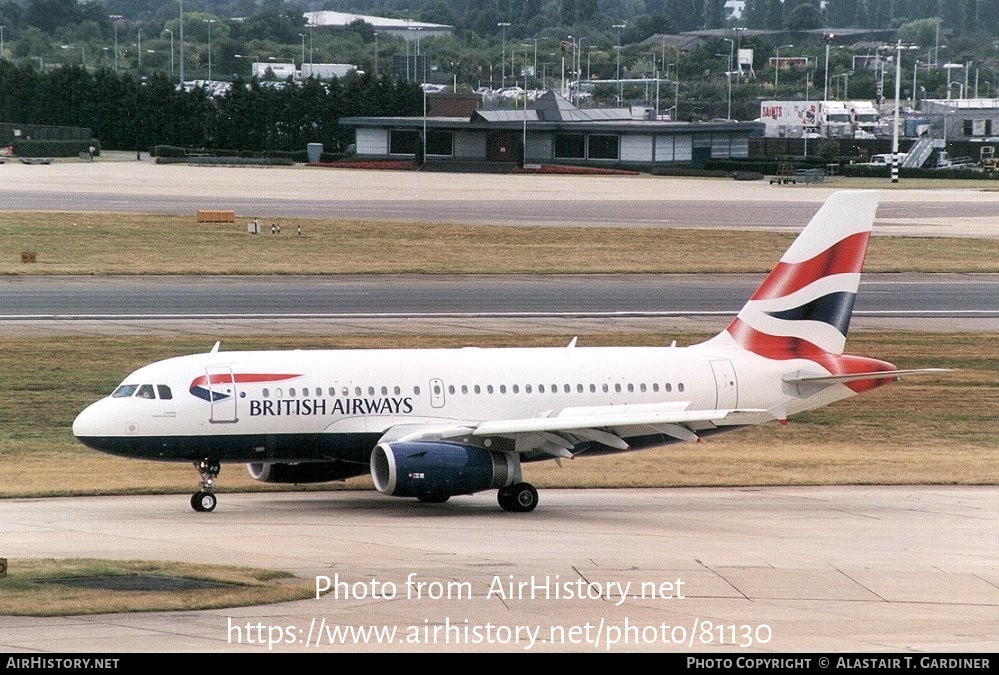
[760,100,880,139]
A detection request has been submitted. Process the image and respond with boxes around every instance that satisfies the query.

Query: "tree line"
[0,60,423,153]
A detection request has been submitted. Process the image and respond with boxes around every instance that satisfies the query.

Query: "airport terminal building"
[340,91,763,170]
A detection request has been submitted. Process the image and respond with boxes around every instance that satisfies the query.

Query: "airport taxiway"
[1,486,996,653]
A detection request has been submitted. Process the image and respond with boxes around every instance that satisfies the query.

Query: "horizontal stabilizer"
[784,368,951,385]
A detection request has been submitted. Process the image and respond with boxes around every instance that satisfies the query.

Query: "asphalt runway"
[2,487,996,653]
[3,273,996,317]
[1,161,996,654]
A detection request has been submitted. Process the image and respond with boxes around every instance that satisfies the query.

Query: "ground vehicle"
[760,100,880,138]
[865,153,907,166]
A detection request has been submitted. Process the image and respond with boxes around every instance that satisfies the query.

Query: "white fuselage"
[73,342,851,465]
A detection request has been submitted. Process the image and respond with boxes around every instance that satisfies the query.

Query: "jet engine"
[247,461,367,484]
[370,441,517,501]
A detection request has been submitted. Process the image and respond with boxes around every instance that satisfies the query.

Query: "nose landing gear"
[191,459,221,512]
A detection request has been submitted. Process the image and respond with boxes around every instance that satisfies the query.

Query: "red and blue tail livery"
[73,191,944,513]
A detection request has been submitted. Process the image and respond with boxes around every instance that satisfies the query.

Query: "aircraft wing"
[379,402,770,459]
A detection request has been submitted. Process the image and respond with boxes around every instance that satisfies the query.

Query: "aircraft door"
[429,378,446,409]
[206,366,238,423]
[710,360,738,410]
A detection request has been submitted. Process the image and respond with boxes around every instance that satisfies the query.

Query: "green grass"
[2,211,997,274]
[0,558,315,616]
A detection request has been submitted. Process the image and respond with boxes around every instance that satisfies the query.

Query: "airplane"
[73,190,941,513]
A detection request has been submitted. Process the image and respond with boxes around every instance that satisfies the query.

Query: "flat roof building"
[340,91,763,170]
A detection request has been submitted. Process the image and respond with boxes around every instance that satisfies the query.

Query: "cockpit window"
[112,384,138,398]
[112,383,173,399]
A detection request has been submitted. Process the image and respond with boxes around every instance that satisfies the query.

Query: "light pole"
[373,32,378,77]
[498,22,510,88]
[0,26,5,61]
[109,15,121,73]
[613,23,625,103]
[891,41,902,183]
[889,41,917,184]
[178,0,184,85]
[723,38,734,120]
[165,29,174,81]
[823,32,835,103]
[203,19,215,81]
[299,33,305,73]
[774,44,793,91]
[137,29,142,69]
[944,63,963,99]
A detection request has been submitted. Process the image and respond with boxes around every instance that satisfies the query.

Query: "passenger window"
[473,385,481,394]
[499,385,507,394]
[414,386,421,395]
[112,384,138,398]
[263,388,270,397]
[678,383,685,392]
[665,383,672,392]
[157,385,173,400]
[136,384,155,399]
[381,386,388,395]
[394,386,401,395]
[289,388,296,397]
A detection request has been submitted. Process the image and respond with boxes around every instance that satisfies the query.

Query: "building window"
[425,131,454,156]
[554,133,585,159]
[588,134,619,159]
[389,129,420,155]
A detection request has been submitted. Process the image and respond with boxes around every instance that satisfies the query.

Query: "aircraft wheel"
[498,483,538,512]
[191,491,217,512]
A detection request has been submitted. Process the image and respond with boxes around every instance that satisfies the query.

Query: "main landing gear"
[191,459,220,512]
[497,482,539,513]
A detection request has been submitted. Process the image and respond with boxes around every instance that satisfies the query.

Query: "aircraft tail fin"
[706,190,878,359]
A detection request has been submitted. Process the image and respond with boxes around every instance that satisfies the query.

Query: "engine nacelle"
[370,442,517,499]
[247,461,367,484]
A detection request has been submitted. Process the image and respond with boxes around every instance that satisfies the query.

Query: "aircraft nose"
[73,399,114,450]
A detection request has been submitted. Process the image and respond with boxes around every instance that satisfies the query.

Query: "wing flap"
[472,405,766,437]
